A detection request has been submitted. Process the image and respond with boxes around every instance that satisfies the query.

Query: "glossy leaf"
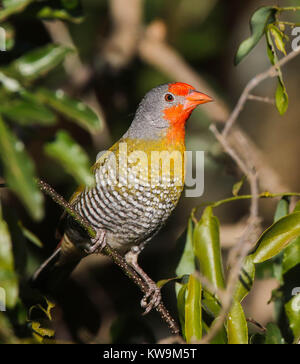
[10,44,73,82]
[0,207,18,309]
[176,218,195,277]
[1,22,15,51]
[193,207,225,290]
[266,29,289,115]
[285,295,300,343]
[251,212,300,264]
[282,237,300,275]
[269,25,286,55]
[265,323,285,344]
[185,275,202,343]
[177,283,188,339]
[1,97,56,126]
[44,130,95,187]
[227,300,248,344]
[234,256,255,302]
[36,88,103,133]
[0,116,44,220]
[0,0,33,22]
[235,6,277,65]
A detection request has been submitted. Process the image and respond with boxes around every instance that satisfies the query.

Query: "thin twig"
[37,179,179,335]
[222,48,300,137]
[248,95,275,105]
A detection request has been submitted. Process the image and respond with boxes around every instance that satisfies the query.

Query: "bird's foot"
[141,282,162,315]
[84,230,106,254]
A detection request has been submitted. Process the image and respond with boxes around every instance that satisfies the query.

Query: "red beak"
[184,90,213,110]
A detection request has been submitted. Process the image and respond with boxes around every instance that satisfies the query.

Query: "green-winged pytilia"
[32,82,213,312]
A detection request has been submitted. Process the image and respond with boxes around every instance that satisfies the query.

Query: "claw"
[141,283,161,315]
[84,230,106,254]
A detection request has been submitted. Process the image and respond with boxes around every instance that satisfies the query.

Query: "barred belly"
[73,161,183,251]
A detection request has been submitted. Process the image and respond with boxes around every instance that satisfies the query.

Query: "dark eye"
[165,93,174,102]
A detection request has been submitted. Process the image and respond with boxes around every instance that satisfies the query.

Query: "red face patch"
[163,104,192,144]
[168,82,195,97]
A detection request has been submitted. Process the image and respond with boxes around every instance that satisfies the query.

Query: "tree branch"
[37,179,179,335]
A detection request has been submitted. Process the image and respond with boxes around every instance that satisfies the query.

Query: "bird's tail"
[30,245,81,297]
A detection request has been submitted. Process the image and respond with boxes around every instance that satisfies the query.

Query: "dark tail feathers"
[30,248,80,297]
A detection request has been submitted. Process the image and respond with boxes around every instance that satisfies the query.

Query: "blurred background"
[1,0,300,343]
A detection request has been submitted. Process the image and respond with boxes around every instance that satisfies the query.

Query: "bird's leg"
[84,230,107,254]
[125,246,162,315]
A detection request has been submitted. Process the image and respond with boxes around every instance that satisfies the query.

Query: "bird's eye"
[165,93,174,102]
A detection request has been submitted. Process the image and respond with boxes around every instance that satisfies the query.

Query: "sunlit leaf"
[282,237,300,275]
[37,0,84,24]
[274,197,290,222]
[9,44,73,82]
[0,116,44,220]
[235,6,278,65]
[275,80,289,116]
[269,25,287,55]
[185,275,202,343]
[36,88,103,134]
[251,212,300,264]
[266,29,289,115]
[44,130,95,187]
[227,300,248,344]
[0,207,18,309]
[285,294,300,343]
[193,207,225,290]
[176,218,195,277]
[0,0,33,22]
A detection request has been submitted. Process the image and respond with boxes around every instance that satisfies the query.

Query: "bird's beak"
[184,90,213,110]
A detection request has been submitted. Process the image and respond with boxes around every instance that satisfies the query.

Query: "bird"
[32,82,213,312]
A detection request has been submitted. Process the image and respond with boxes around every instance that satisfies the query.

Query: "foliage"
[0,0,299,345]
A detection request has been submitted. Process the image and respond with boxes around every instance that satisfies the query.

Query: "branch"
[37,179,179,335]
[222,48,300,137]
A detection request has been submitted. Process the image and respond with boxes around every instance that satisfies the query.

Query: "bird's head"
[127,82,213,144]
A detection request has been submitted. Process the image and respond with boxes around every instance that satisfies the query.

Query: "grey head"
[124,82,213,141]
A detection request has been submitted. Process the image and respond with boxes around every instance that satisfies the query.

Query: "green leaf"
[185,275,202,343]
[269,25,287,55]
[44,130,95,188]
[285,294,300,343]
[18,221,43,248]
[35,88,103,134]
[234,256,255,303]
[235,6,278,65]
[37,2,84,24]
[0,116,44,220]
[227,300,248,344]
[177,283,188,339]
[9,44,73,82]
[265,323,285,344]
[1,97,56,126]
[251,212,300,264]
[193,207,225,290]
[275,80,289,116]
[232,176,246,197]
[282,236,300,275]
[0,207,18,309]
[0,0,33,22]
[0,22,15,51]
[274,197,290,222]
[266,29,289,115]
[176,218,196,277]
